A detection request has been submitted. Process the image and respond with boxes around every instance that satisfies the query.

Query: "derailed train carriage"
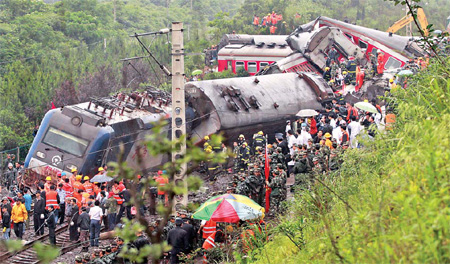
[186,72,334,144]
[24,92,172,184]
[24,72,334,183]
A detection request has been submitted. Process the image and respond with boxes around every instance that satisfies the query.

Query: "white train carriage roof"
[218,43,294,61]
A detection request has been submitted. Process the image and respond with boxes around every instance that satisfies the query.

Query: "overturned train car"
[24,92,171,185]
[258,26,367,75]
[186,72,334,143]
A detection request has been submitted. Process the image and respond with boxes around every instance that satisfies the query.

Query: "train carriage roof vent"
[256,42,265,48]
[267,42,276,48]
[278,43,288,48]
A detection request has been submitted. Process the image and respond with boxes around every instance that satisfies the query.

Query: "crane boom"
[387,8,429,36]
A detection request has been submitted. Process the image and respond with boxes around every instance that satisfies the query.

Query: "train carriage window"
[358,40,368,49]
[371,48,378,57]
[344,33,353,40]
[247,62,257,73]
[259,62,269,69]
[42,127,90,157]
[384,57,402,69]
[235,61,245,71]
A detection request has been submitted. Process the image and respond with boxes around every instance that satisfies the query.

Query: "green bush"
[249,58,450,263]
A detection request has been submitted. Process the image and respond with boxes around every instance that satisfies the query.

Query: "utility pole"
[171,22,187,211]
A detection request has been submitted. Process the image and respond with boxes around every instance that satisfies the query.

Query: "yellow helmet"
[203,142,210,147]
[343,71,348,75]
[243,142,248,146]
[325,67,330,71]
[71,168,77,173]
[389,79,394,83]
[205,148,212,153]
[204,136,210,141]
[84,176,89,180]
[46,176,52,181]
[324,133,332,138]
[98,167,104,172]
[239,134,245,138]
[257,131,263,135]
[76,175,82,180]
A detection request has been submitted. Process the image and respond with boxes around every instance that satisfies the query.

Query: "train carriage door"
[227,60,232,70]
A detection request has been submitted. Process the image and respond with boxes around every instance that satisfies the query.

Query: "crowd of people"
[225,97,389,212]
[321,48,393,93]
[252,11,285,34]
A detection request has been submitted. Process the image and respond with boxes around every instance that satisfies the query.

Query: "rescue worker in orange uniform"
[63,178,74,198]
[112,181,125,205]
[202,228,225,263]
[199,219,217,242]
[69,168,77,186]
[56,172,64,185]
[92,183,100,196]
[270,25,277,34]
[45,185,60,222]
[253,15,259,26]
[83,176,94,195]
[95,167,105,177]
[377,51,385,75]
[73,189,83,209]
[355,69,365,92]
[154,170,169,205]
[73,175,85,194]
[44,176,52,193]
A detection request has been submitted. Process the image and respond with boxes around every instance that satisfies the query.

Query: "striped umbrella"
[192,194,265,223]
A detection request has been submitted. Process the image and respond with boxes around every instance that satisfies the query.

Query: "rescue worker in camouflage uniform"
[328,149,340,171]
[254,168,265,205]
[163,216,175,241]
[247,168,262,202]
[310,157,323,182]
[266,170,284,212]
[292,151,312,193]
[236,178,250,196]
[275,164,288,199]
[271,148,286,170]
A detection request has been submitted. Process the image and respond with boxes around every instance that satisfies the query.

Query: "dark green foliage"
[1,0,448,153]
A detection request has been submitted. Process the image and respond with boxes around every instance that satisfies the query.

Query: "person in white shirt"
[285,120,291,135]
[347,115,362,148]
[333,119,346,144]
[88,200,103,247]
[298,124,312,146]
[329,113,337,129]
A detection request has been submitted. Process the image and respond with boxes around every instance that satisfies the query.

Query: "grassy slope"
[248,59,450,263]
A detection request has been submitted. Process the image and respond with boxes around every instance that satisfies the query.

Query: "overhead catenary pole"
[171,22,188,210]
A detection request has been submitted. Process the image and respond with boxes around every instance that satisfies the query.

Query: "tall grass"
[247,58,450,263]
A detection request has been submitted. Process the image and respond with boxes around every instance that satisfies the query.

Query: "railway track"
[0,223,86,264]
